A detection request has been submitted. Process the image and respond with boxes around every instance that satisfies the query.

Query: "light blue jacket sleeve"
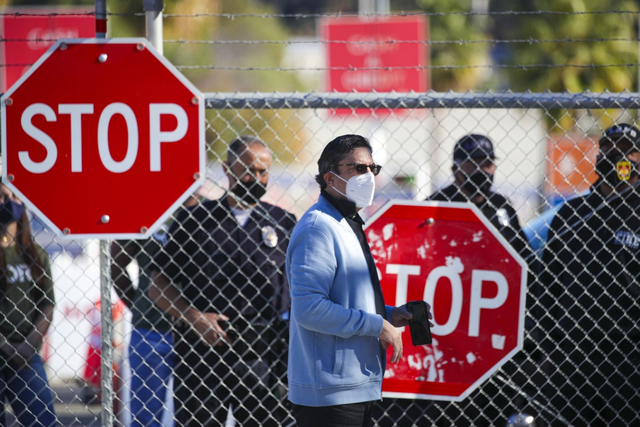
[288,224,384,339]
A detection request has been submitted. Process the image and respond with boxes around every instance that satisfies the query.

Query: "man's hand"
[389,305,413,327]
[392,303,434,328]
[379,319,403,363]
[187,311,231,347]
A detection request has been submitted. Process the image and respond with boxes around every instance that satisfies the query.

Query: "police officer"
[150,136,296,427]
[427,134,531,259]
[540,123,640,426]
[422,134,537,426]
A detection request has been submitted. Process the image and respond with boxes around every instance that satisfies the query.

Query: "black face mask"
[461,170,494,195]
[232,180,267,204]
[0,199,24,224]
[595,153,639,187]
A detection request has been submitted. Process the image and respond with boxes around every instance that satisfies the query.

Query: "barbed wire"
[1,61,636,71]
[0,10,638,19]
[0,12,94,17]
[175,63,639,72]
[161,10,639,18]
[1,9,637,73]
[1,36,637,46]
[162,37,639,46]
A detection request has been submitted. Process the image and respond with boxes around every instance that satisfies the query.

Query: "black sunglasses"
[338,162,382,176]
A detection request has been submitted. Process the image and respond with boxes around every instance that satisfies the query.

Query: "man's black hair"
[315,134,372,189]
[226,135,267,165]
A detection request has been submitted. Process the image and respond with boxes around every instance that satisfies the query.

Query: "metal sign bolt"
[140,226,148,233]
[191,97,199,105]
[59,42,67,51]
[5,98,13,106]
[62,228,70,235]
[7,174,14,182]
[419,218,435,229]
[193,172,201,180]
[101,215,110,224]
[136,43,145,51]
[98,54,108,63]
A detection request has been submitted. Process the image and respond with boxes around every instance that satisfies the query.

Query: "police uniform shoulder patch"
[262,225,278,248]
[616,159,632,181]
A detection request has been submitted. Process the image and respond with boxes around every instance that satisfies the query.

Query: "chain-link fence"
[2,92,631,426]
[1,2,639,425]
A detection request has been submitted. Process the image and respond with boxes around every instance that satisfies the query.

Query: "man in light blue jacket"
[287,134,426,427]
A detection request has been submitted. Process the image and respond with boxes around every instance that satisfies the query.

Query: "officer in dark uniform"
[388,134,537,426]
[427,134,532,260]
[540,123,640,426]
[151,136,296,427]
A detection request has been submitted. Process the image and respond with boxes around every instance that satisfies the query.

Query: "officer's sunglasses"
[338,162,382,176]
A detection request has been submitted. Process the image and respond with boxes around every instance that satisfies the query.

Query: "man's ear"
[324,171,334,188]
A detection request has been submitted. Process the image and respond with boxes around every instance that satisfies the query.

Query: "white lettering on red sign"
[386,257,509,337]
[58,104,93,172]
[149,103,188,172]
[18,102,188,174]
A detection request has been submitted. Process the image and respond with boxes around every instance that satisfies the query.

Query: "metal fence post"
[144,0,164,55]
[95,1,114,426]
[99,240,114,426]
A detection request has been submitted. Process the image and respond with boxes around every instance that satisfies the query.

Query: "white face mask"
[331,171,376,208]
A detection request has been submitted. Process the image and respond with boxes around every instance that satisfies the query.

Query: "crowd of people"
[1,124,637,426]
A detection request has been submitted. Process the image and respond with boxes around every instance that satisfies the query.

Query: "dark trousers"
[292,401,375,427]
[0,354,57,427]
[173,333,282,427]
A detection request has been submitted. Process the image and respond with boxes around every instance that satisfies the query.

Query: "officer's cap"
[599,123,640,152]
[453,134,496,163]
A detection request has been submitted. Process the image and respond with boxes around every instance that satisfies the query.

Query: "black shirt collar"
[321,189,363,224]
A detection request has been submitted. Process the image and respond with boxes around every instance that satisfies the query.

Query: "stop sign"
[365,200,527,401]
[1,38,204,238]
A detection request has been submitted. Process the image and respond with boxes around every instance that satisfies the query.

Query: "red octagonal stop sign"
[1,38,204,239]
[365,200,527,401]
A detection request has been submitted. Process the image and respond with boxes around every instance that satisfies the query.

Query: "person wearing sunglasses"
[286,134,430,427]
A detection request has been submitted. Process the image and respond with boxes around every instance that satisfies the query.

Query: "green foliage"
[415,0,492,90]
[162,0,306,93]
[492,0,639,130]
[165,0,311,164]
[496,0,639,93]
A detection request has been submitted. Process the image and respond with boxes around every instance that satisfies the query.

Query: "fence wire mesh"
[3,92,633,426]
[0,4,639,427]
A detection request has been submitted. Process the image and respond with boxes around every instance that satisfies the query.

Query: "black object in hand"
[406,301,432,345]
